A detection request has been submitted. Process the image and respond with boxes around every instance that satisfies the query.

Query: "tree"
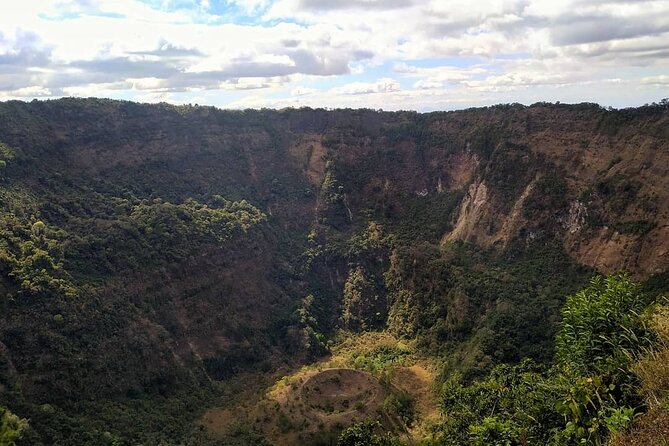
[317,163,349,228]
[0,406,28,446]
[555,274,653,387]
[342,266,384,331]
[434,274,657,446]
[337,421,392,446]
[295,294,328,357]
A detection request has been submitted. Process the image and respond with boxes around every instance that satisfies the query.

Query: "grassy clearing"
[202,331,441,445]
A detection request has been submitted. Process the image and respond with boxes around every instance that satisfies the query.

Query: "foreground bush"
[434,274,663,446]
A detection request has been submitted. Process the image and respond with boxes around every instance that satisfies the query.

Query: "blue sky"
[1,0,668,110]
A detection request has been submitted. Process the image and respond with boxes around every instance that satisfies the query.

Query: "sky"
[0,0,668,111]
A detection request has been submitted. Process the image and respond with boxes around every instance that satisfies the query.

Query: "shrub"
[435,274,660,446]
[382,390,414,426]
[469,416,521,446]
[438,361,564,445]
[633,305,669,408]
[337,420,392,446]
[0,406,28,446]
[276,411,293,433]
[555,274,653,390]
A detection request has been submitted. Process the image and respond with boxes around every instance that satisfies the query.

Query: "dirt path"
[393,362,441,438]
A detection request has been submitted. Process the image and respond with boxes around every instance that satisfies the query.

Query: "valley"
[0,98,668,445]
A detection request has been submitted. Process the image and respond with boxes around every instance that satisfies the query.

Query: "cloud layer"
[0,0,667,110]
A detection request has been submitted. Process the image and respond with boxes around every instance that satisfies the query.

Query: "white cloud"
[641,75,669,85]
[291,86,319,96]
[0,0,667,109]
[333,78,400,95]
[413,79,444,90]
[0,85,51,98]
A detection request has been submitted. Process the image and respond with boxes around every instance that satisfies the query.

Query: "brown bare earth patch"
[201,407,240,438]
[609,408,669,446]
[270,367,393,444]
[208,367,392,445]
[289,135,327,186]
[444,146,479,191]
[393,362,440,437]
[301,369,383,414]
[567,224,669,277]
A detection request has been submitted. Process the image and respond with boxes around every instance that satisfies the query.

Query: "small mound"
[301,368,382,414]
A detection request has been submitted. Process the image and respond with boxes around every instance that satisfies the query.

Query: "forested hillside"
[0,98,668,445]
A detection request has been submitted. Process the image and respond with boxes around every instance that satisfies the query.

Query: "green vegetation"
[0,406,27,446]
[0,99,667,445]
[385,240,592,377]
[350,344,410,373]
[337,420,394,446]
[318,161,349,228]
[0,143,15,174]
[610,220,656,236]
[480,141,536,211]
[555,275,652,385]
[295,294,329,358]
[523,173,569,219]
[0,190,264,299]
[0,214,77,298]
[382,389,414,427]
[432,274,666,446]
[595,174,642,215]
[342,266,385,331]
[386,192,464,243]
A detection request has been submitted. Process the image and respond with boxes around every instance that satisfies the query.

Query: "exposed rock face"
[446,179,539,249]
[447,181,490,244]
[290,134,327,186]
[565,200,588,234]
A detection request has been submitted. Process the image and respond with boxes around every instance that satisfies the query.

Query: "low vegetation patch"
[431,274,668,446]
